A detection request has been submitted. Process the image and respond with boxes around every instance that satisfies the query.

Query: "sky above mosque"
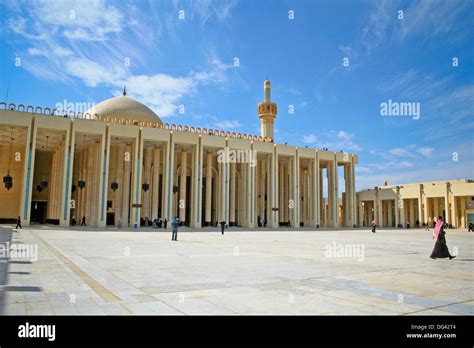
[1,0,473,190]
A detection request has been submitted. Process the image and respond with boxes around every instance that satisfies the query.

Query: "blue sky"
[1,0,473,190]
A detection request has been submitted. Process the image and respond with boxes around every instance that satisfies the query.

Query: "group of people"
[70,216,86,226]
[171,218,228,241]
[151,218,168,229]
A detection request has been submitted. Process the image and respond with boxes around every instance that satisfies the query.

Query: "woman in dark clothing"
[430,217,456,260]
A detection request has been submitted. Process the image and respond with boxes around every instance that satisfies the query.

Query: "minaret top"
[264,80,271,102]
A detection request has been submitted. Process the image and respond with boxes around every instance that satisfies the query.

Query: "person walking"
[220,221,226,235]
[171,217,180,241]
[430,217,456,260]
[16,216,22,229]
[371,218,376,233]
[424,222,430,231]
[164,218,168,229]
[81,216,86,226]
[468,222,473,232]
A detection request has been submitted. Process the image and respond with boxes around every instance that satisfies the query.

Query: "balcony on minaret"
[258,102,277,117]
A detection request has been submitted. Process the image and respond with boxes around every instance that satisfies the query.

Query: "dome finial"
[123,85,127,97]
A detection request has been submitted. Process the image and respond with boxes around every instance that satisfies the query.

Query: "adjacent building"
[357,180,474,228]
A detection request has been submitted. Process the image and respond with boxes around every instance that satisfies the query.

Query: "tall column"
[301,168,306,225]
[151,147,161,219]
[409,199,415,226]
[329,157,338,228]
[451,196,458,228]
[319,167,323,226]
[327,164,333,227]
[271,148,278,228]
[141,148,150,219]
[278,162,284,223]
[423,196,429,225]
[48,147,58,219]
[418,185,424,224]
[205,152,212,224]
[60,127,74,227]
[121,145,131,226]
[381,201,385,227]
[314,153,320,228]
[266,155,272,226]
[193,140,203,228]
[223,147,230,224]
[377,195,383,227]
[239,162,247,227]
[284,164,289,223]
[260,158,266,224]
[290,153,300,228]
[350,156,356,227]
[83,145,90,222]
[230,162,236,225]
[20,120,36,226]
[460,197,466,228]
[358,200,364,227]
[247,146,256,228]
[395,188,400,228]
[308,162,314,226]
[387,200,393,227]
[164,137,175,222]
[290,157,295,227]
[398,199,405,226]
[444,184,450,225]
[130,134,142,229]
[179,150,187,222]
[115,145,125,225]
[344,164,350,227]
[433,198,439,221]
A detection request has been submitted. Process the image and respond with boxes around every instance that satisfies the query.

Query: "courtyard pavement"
[0,225,472,315]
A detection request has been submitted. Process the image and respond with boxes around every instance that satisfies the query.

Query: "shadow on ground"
[0,227,13,315]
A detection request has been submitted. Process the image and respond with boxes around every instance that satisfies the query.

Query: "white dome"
[86,96,162,124]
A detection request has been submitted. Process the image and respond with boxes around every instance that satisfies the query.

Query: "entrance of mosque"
[30,201,47,224]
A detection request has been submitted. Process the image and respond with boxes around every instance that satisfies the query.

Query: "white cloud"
[417,147,434,158]
[360,0,395,55]
[65,58,125,87]
[397,1,471,41]
[27,47,45,56]
[213,120,241,129]
[303,135,318,143]
[357,160,472,191]
[327,130,361,151]
[124,74,196,116]
[188,0,239,26]
[389,148,410,157]
[32,0,124,41]
[7,1,236,118]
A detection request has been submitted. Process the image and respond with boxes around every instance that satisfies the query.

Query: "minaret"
[258,80,277,139]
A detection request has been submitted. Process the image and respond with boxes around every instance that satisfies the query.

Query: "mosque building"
[0,80,357,229]
[0,80,471,229]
